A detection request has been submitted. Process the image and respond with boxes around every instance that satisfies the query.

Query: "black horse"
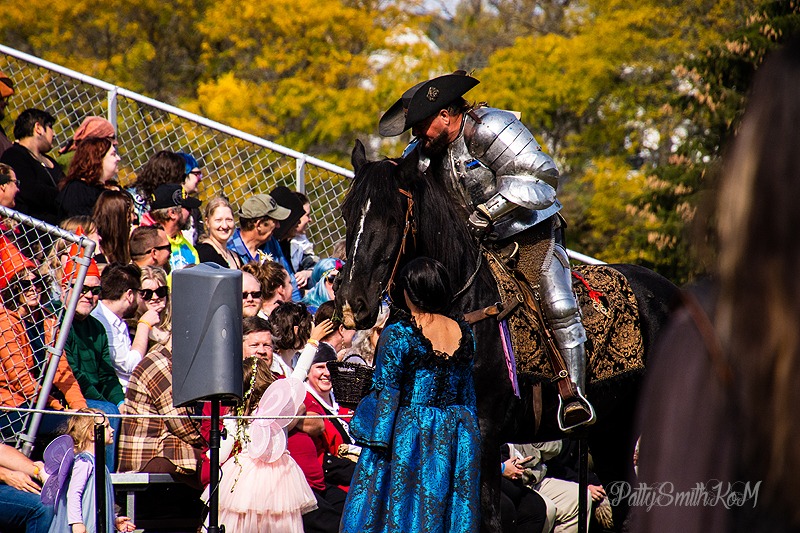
[335,141,679,532]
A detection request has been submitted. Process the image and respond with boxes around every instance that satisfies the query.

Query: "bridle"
[381,187,482,305]
[383,188,416,302]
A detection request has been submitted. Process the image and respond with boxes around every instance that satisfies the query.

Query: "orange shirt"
[0,307,86,410]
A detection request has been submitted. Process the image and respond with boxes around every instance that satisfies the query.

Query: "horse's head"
[335,140,420,329]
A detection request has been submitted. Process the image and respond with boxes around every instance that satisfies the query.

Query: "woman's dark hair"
[93,190,133,264]
[398,257,451,314]
[134,150,185,199]
[63,137,113,189]
[269,301,312,350]
[715,36,800,520]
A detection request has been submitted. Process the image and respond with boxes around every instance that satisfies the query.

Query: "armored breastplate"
[441,113,561,240]
[442,118,496,212]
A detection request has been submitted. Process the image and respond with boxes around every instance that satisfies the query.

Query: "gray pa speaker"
[172,263,243,407]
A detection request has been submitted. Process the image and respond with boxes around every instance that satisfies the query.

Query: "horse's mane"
[341,158,406,231]
[413,173,479,282]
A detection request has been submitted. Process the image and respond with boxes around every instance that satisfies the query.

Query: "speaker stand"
[208,398,224,533]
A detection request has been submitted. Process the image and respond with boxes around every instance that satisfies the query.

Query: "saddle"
[472,249,645,386]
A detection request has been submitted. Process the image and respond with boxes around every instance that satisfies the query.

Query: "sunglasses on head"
[139,286,169,300]
[243,291,263,300]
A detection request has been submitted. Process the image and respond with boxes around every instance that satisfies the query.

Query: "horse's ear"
[352,140,368,174]
[396,144,420,184]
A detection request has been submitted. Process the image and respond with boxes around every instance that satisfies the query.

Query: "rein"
[383,188,416,302]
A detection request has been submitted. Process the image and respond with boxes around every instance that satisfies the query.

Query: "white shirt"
[269,343,317,381]
[90,300,143,390]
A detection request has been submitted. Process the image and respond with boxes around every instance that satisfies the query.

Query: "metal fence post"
[107,87,118,130]
[296,155,307,193]
[95,419,107,533]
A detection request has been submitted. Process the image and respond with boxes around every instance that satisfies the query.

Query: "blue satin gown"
[340,314,481,532]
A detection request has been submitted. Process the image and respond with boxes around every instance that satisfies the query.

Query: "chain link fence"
[0,205,94,454]
[0,45,352,258]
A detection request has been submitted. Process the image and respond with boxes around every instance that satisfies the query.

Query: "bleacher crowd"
[0,66,375,532]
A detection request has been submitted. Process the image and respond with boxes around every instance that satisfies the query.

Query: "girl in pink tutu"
[217,357,317,532]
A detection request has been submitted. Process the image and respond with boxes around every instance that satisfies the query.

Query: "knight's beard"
[420,129,451,156]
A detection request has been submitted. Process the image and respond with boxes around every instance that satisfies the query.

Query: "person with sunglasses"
[137,266,171,347]
[61,252,124,471]
[129,225,172,272]
[241,270,264,318]
[91,263,161,391]
[0,256,88,443]
[177,152,203,246]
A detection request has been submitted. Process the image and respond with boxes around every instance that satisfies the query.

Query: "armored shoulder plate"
[464,108,559,190]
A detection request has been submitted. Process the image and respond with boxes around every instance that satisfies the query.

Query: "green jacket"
[64,315,125,405]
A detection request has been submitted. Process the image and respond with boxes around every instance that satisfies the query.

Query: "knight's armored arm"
[465,108,559,222]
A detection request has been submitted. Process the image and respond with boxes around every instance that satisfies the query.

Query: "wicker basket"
[327,360,375,409]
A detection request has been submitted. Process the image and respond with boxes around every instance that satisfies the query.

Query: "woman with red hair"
[56,137,120,220]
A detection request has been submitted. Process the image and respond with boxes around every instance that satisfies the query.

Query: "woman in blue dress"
[341,257,481,533]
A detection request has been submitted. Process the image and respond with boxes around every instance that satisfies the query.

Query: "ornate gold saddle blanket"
[485,252,644,384]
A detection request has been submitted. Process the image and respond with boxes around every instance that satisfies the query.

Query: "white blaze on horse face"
[349,198,370,282]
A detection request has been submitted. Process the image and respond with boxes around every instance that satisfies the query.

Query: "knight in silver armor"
[379,72,595,429]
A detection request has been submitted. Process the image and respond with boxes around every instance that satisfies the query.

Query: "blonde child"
[49,408,135,533]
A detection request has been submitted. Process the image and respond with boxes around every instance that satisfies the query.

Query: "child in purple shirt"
[48,408,135,533]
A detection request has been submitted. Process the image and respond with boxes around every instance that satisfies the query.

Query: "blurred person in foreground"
[634,37,800,533]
